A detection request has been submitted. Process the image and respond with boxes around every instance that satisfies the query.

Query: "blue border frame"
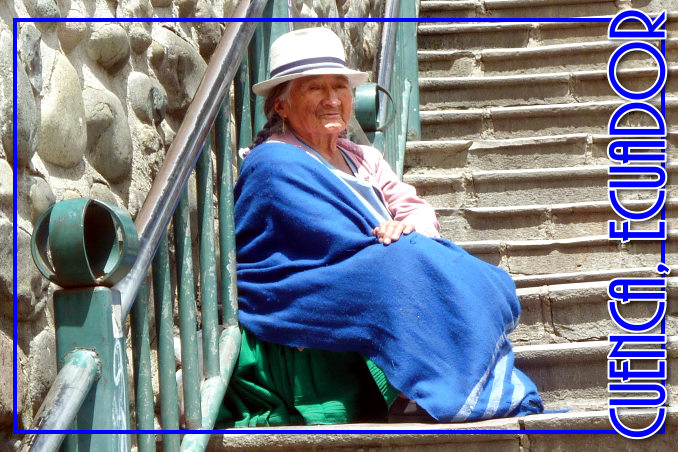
[20,17,613,23]
[12,14,665,437]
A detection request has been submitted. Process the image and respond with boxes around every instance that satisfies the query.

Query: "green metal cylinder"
[215,103,239,327]
[196,139,221,379]
[152,233,180,452]
[355,83,379,133]
[31,198,139,288]
[131,283,156,452]
[174,190,202,430]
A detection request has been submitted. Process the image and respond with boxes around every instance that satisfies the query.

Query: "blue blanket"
[234,142,543,421]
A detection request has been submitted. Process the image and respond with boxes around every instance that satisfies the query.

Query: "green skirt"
[217,329,400,427]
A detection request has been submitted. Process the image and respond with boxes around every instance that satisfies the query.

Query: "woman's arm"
[354,143,441,239]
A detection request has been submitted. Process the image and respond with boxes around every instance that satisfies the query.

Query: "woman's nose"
[323,88,341,105]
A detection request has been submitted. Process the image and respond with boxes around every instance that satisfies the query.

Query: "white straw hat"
[252,27,369,97]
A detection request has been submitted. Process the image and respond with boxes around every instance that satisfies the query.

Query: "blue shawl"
[234,142,543,422]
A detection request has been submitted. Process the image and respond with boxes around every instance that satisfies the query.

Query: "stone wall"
[2,0,384,448]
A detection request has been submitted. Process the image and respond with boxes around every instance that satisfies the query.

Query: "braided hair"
[249,82,292,149]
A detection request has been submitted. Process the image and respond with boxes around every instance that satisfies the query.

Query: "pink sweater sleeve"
[341,140,441,238]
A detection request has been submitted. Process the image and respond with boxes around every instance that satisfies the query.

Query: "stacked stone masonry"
[4,0,384,448]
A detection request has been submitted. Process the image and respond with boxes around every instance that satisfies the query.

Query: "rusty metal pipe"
[19,350,101,452]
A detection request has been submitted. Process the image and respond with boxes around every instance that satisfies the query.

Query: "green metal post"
[392,22,405,175]
[215,102,239,327]
[55,287,131,452]
[179,94,243,452]
[196,139,220,379]
[173,190,203,429]
[235,1,289,152]
[370,2,421,177]
[397,78,412,179]
[152,233,180,452]
[130,283,156,452]
[267,0,290,50]
[235,54,253,153]
[372,129,384,152]
[178,328,242,452]
[401,0,421,142]
[249,23,268,136]
[385,73,399,174]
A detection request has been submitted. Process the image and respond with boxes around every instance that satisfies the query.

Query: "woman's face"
[274,74,352,141]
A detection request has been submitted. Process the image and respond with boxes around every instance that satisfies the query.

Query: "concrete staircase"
[207,2,675,450]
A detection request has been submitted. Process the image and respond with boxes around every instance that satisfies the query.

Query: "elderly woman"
[220,27,543,427]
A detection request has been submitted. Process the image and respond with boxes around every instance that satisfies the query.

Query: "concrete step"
[511,278,678,345]
[419,0,479,19]
[419,39,678,78]
[418,20,601,52]
[453,231,677,277]
[419,99,678,141]
[434,198,678,242]
[405,133,678,171]
[207,409,678,451]
[404,163,678,209]
[514,338,677,412]
[206,409,678,451]
[418,15,678,52]
[419,67,678,110]
[419,0,620,19]
[512,264,678,288]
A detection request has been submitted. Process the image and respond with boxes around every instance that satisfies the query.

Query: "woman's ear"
[273,97,288,119]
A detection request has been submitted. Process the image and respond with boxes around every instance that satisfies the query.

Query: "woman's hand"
[371,221,415,245]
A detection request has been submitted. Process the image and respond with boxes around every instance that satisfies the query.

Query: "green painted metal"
[371,129,384,153]
[355,84,379,133]
[181,93,244,452]
[31,198,139,288]
[266,0,291,54]
[179,326,242,452]
[397,78,412,180]
[370,1,421,179]
[356,83,397,146]
[248,24,269,137]
[248,0,289,133]
[401,1,421,142]
[215,102,239,327]
[235,53,253,157]
[248,0,289,134]
[44,199,95,286]
[130,283,156,452]
[152,233,181,452]
[173,190,203,430]
[50,199,110,286]
[54,287,131,452]
[234,0,289,150]
[196,138,220,379]
[62,349,100,369]
[19,349,100,452]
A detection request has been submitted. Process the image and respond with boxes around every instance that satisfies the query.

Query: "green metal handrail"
[370,0,421,179]
[23,1,274,451]
[25,2,418,451]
